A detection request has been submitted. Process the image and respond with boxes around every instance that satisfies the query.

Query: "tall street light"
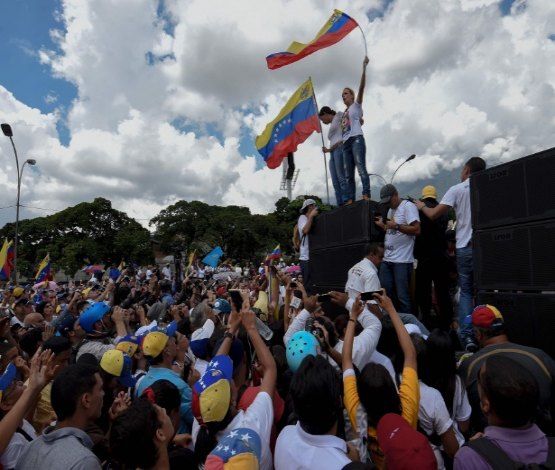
[1,123,37,284]
[369,173,388,187]
[390,154,416,184]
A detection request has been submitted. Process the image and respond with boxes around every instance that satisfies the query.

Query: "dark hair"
[51,364,99,421]
[420,329,458,415]
[411,333,427,376]
[194,410,233,465]
[475,325,505,340]
[480,355,538,428]
[465,156,486,174]
[110,398,161,468]
[19,328,43,357]
[358,363,401,427]
[365,242,384,257]
[290,355,342,435]
[41,336,71,355]
[146,380,180,415]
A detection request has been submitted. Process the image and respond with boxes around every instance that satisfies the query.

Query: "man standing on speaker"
[415,157,486,351]
[298,198,318,293]
[375,184,421,314]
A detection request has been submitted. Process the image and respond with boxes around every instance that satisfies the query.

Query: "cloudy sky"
[1,0,554,228]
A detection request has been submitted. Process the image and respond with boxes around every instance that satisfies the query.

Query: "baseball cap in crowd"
[100,350,137,387]
[14,298,30,307]
[299,198,316,214]
[376,413,436,470]
[380,184,398,205]
[190,319,215,359]
[192,355,233,425]
[142,331,170,359]
[420,185,438,200]
[116,335,140,357]
[57,314,77,337]
[212,299,231,315]
[216,286,226,296]
[471,304,504,329]
[0,362,17,402]
[318,106,334,116]
[79,302,111,334]
[13,287,24,298]
[286,331,318,372]
[205,427,262,470]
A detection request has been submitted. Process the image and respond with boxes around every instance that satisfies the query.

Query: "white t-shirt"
[418,381,454,470]
[441,179,472,249]
[298,214,309,261]
[384,200,420,263]
[345,257,380,299]
[328,112,343,147]
[341,102,363,141]
[451,376,472,445]
[192,391,274,470]
[275,422,351,470]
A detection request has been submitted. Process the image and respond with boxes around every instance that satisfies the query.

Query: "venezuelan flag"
[35,254,51,282]
[264,244,281,265]
[255,79,319,169]
[266,10,358,70]
[0,239,14,280]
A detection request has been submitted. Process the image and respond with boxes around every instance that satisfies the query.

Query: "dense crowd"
[0,247,554,470]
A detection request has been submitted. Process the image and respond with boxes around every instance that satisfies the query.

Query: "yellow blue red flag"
[0,239,14,280]
[35,254,51,282]
[255,79,319,169]
[266,10,358,69]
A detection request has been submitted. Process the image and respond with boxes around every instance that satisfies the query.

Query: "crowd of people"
[0,238,554,470]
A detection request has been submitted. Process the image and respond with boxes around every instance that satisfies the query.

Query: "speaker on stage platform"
[473,219,555,291]
[471,146,555,230]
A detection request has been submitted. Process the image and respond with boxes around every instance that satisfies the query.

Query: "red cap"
[377,414,436,470]
[471,304,504,329]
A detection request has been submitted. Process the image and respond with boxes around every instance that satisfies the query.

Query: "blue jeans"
[343,135,370,199]
[379,261,413,314]
[329,146,349,206]
[456,245,474,338]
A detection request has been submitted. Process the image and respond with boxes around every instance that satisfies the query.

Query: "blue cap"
[212,298,231,315]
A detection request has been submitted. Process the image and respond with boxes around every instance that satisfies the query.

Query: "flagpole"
[309,77,331,205]
[357,23,368,56]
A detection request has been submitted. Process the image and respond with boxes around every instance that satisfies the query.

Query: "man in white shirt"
[375,184,420,314]
[415,157,486,349]
[319,106,349,206]
[274,355,358,469]
[297,199,318,292]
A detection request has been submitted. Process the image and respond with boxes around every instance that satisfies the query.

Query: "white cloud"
[1,0,555,229]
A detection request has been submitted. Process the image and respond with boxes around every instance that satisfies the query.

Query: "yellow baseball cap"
[421,185,438,200]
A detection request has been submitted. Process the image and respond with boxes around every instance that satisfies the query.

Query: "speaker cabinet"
[471,147,555,230]
[473,220,555,291]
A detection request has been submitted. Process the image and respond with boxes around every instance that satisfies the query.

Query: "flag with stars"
[266,10,358,70]
[255,78,320,169]
[205,427,262,470]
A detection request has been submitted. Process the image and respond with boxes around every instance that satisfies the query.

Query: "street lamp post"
[369,173,388,187]
[1,124,37,284]
[390,154,416,184]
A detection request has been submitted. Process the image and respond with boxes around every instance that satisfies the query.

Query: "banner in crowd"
[202,246,224,268]
[0,239,15,280]
[35,254,51,282]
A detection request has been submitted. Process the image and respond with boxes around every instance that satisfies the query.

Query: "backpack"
[464,436,555,469]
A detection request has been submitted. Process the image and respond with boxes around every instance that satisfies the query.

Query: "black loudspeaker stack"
[471,146,555,357]
[308,199,384,294]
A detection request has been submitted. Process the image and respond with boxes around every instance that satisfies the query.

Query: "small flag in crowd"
[265,244,281,265]
[35,254,51,282]
[266,10,358,70]
[202,246,224,268]
[0,239,15,280]
[255,78,320,169]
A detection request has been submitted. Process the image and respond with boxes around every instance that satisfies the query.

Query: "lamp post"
[1,123,37,284]
[390,154,416,184]
[369,173,388,187]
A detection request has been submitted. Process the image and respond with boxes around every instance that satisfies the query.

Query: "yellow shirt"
[343,366,420,469]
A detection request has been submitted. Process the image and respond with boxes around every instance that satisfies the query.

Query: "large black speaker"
[471,146,555,230]
[476,291,555,358]
[473,219,555,291]
[309,199,384,251]
[310,243,368,293]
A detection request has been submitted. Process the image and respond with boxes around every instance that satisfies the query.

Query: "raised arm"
[356,56,369,104]
[373,290,416,370]
[342,296,365,372]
